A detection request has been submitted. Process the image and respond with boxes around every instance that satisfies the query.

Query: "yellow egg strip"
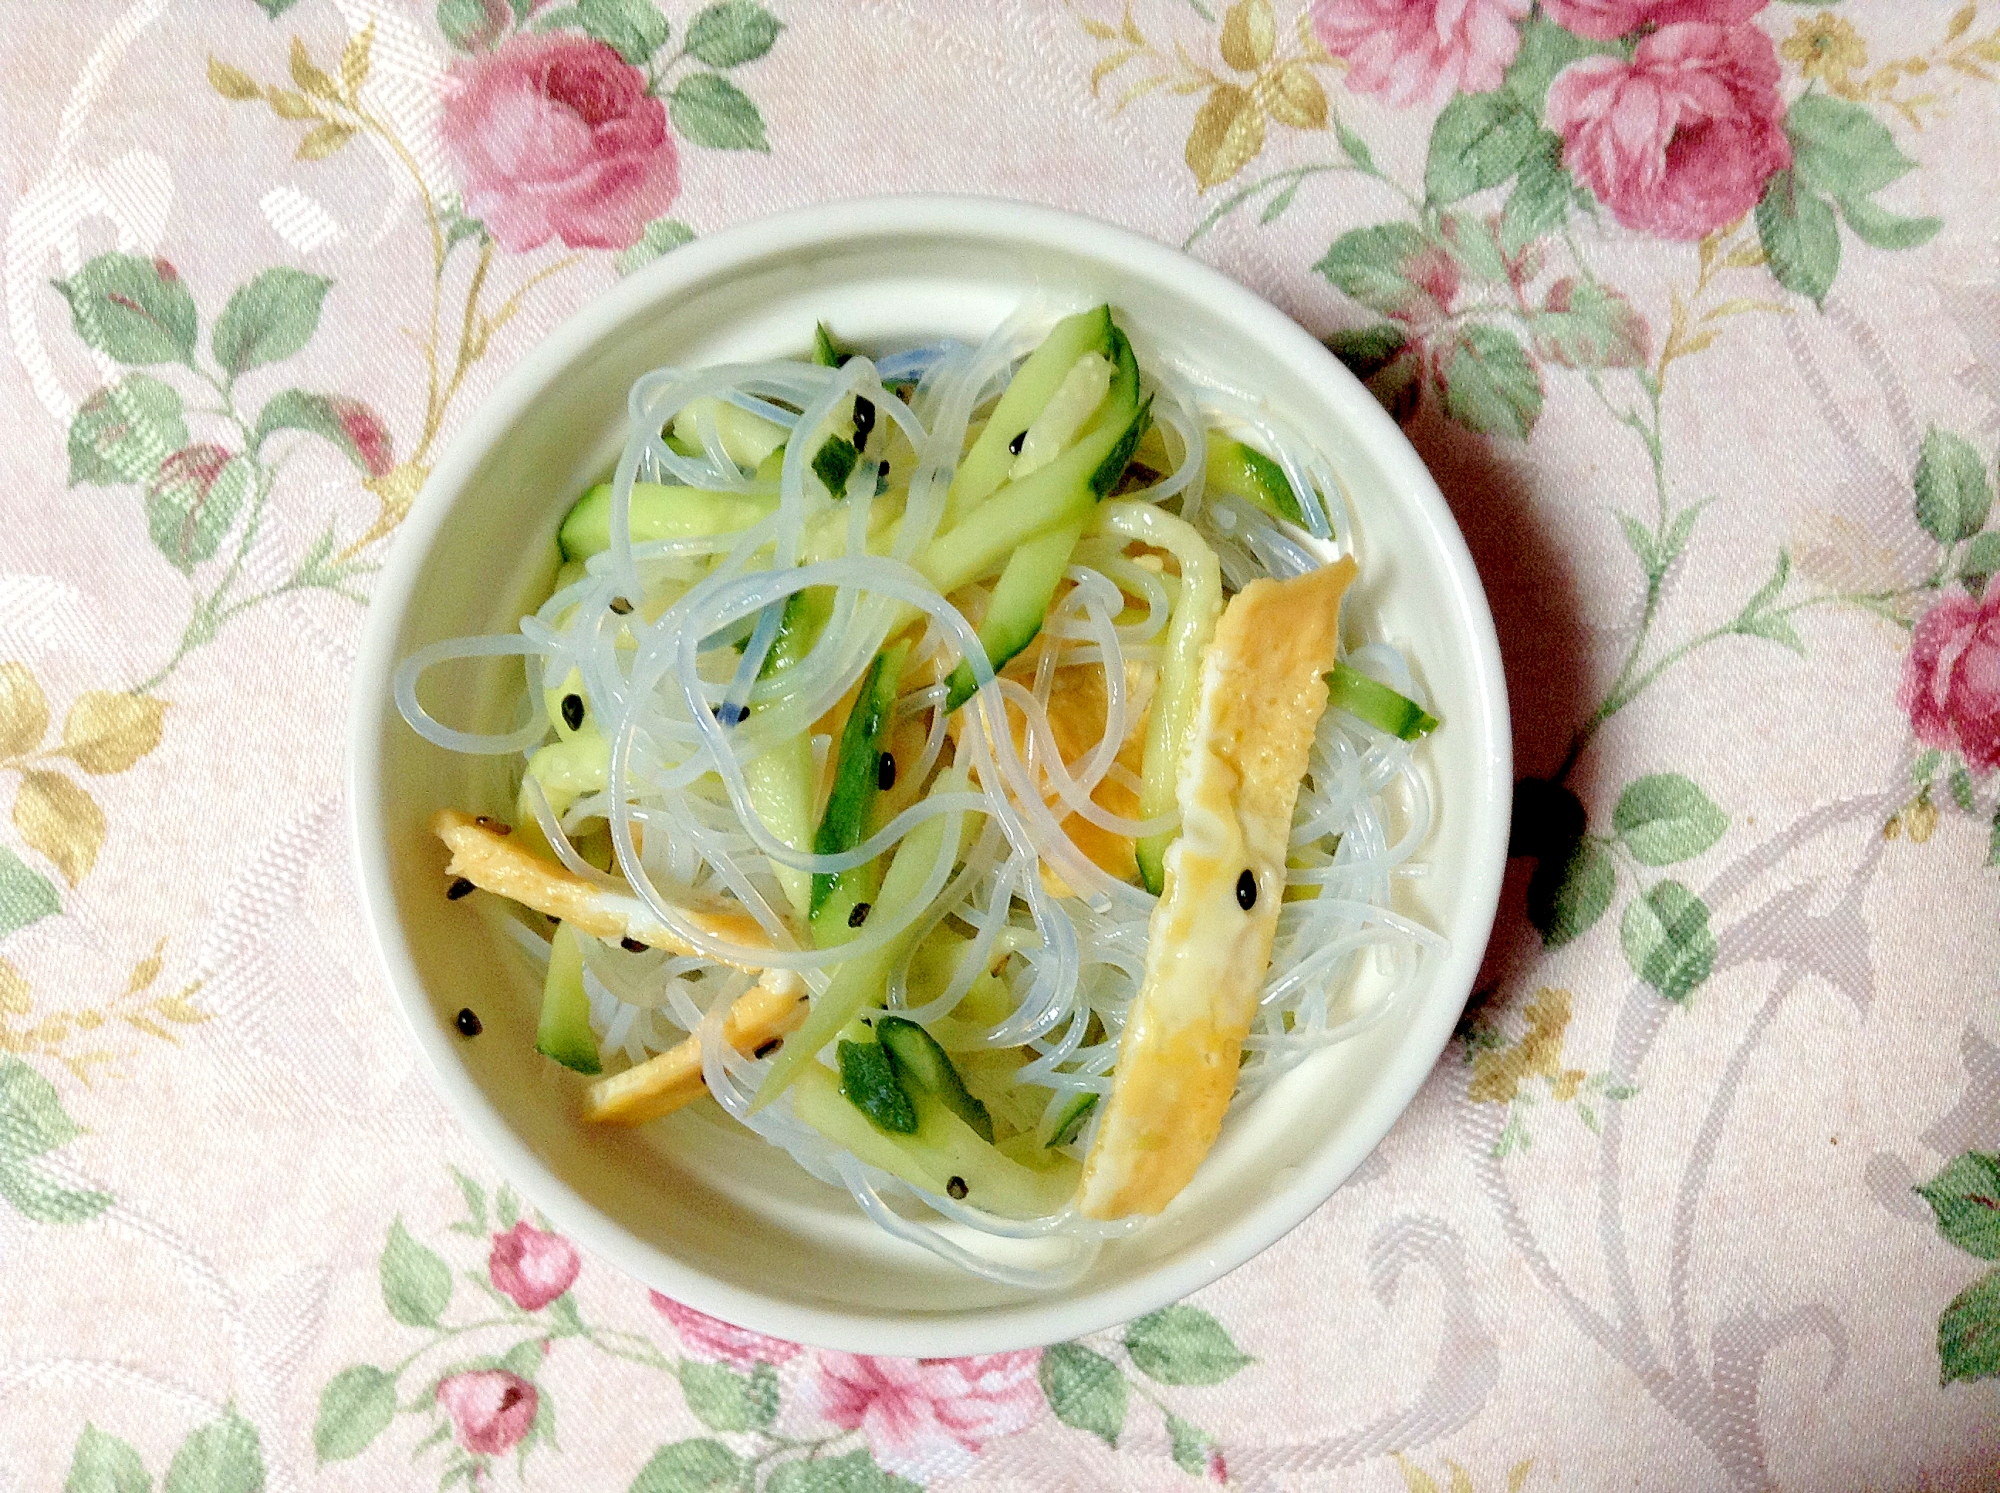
[1076,558,1356,1219]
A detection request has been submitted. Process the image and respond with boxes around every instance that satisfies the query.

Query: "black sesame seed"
[560,693,585,731]
[621,937,648,953]
[1007,429,1026,456]
[946,1176,969,1200]
[852,396,875,452]
[1236,869,1257,911]
[848,901,871,928]
[753,1038,783,1058]
[447,877,476,901]
[713,701,747,726]
[609,596,634,615]
[878,752,897,791]
[455,1007,482,1036]
[878,459,890,478]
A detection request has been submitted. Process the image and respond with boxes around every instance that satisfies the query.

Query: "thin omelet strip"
[434,809,806,1123]
[1076,558,1356,1219]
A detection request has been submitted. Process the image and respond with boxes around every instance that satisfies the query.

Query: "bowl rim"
[347,193,1511,1356]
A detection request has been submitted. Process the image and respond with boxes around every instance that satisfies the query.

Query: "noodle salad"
[396,304,1444,1286]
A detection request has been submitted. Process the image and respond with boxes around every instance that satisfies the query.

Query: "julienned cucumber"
[1206,437,1307,527]
[1044,1090,1098,1148]
[1327,660,1439,740]
[838,1036,916,1133]
[789,1062,1080,1219]
[877,1015,993,1142]
[741,591,825,923]
[537,924,601,1075]
[754,769,974,1109]
[808,641,909,938]
[922,324,1146,611]
[945,305,1115,526]
[557,481,774,562]
[672,397,788,470]
[942,518,1086,711]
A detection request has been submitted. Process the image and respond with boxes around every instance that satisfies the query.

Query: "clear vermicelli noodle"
[397,302,1444,1284]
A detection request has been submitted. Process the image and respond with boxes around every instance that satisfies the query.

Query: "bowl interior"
[351,200,1509,1356]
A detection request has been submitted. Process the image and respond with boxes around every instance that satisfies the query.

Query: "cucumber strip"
[812,434,860,495]
[543,665,590,739]
[1044,1091,1098,1148]
[1008,352,1114,480]
[755,768,974,1108]
[789,1062,1081,1219]
[741,591,825,923]
[1087,501,1223,894]
[813,322,847,368]
[945,305,1114,527]
[1327,660,1440,740]
[672,396,788,469]
[838,1037,917,1133]
[557,482,774,562]
[537,924,602,1074]
[1206,436,1307,526]
[808,641,910,937]
[920,332,1145,597]
[525,727,609,821]
[877,1015,993,1141]
[942,517,1087,711]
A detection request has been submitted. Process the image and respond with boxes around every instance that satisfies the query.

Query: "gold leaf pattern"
[1186,83,1264,190]
[14,770,106,887]
[207,55,259,101]
[297,122,357,161]
[62,692,166,775]
[265,86,317,121]
[0,662,49,760]
[1219,0,1275,73]
[1468,987,1585,1105]
[340,18,374,98]
[0,957,27,1017]
[290,36,340,102]
[1263,61,1327,130]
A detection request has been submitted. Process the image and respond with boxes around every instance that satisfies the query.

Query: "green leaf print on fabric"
[1125,1306,1254,1386]
[1613,776,1727,867]
[68,376,188,488]
[145,450,249,575]
[209,268,331,381]
[1040,1342,1127,1447]
[574,0,673,65]
[686,0,783,67]
[314,1364,398,1464]
[53,254,199,366]
[1914,427,1994,545]
[64,1425,150,1493]
[677,1359,779,1432]
[628,1439,747,1493]
[1440,325,1543,439]
[1532,839,1614,948]
[764,1450,922,1493]
[1325,325,1422,423]
[1423,90,1539,203]
[381,1216,454,1327]
[161,1409,264,1493]
[1620,881,1716,1004]
[251,390,393,476]
[1164,1411,1218,1477]
[0,1054,112,1223]
[1920,1152,2000,1261]
[670,73,769,151]
[617,218,698,277]
[1313,223,1430,319]
[1938,1268,2000,1384]
[1755,170,1841,307]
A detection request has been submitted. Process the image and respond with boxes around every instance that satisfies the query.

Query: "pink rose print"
[802,1351,1044,1481]
[329,397,394,478]
[487,1221,580,1311]
[1542,0,1766,43]
[436,1370,538,1455]
[1546,22,1791,241]
[441,33,679,252]
[648,1292,802,1370]
[1901,582,2000,776]
[1310,0,1532,110]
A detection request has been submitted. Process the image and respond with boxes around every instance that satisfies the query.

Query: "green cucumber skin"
[1207,438,1306,526]
[790,1062,1080,1219]
[943,518,1088,711]
[877,1015,994,1142]
[947,306,1115,523]
[813,435,860,495]
[557,481,773,562]
[838,1038,918,1134]
[808,643,908,933]
[1045,1090,1098,1148]
[812,322,845,368]
[921,327,1144,600]
[741,591,825,923]
[536,924,602,1075]
[1327,660,1440,739]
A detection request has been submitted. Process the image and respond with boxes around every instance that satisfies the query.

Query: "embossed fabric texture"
[2,3,1998,1490]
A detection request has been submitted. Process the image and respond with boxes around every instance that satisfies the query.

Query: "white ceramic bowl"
[348,196,1509,1356]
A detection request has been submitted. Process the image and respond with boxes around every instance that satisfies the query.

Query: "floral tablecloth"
[4,0,1999,1488]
